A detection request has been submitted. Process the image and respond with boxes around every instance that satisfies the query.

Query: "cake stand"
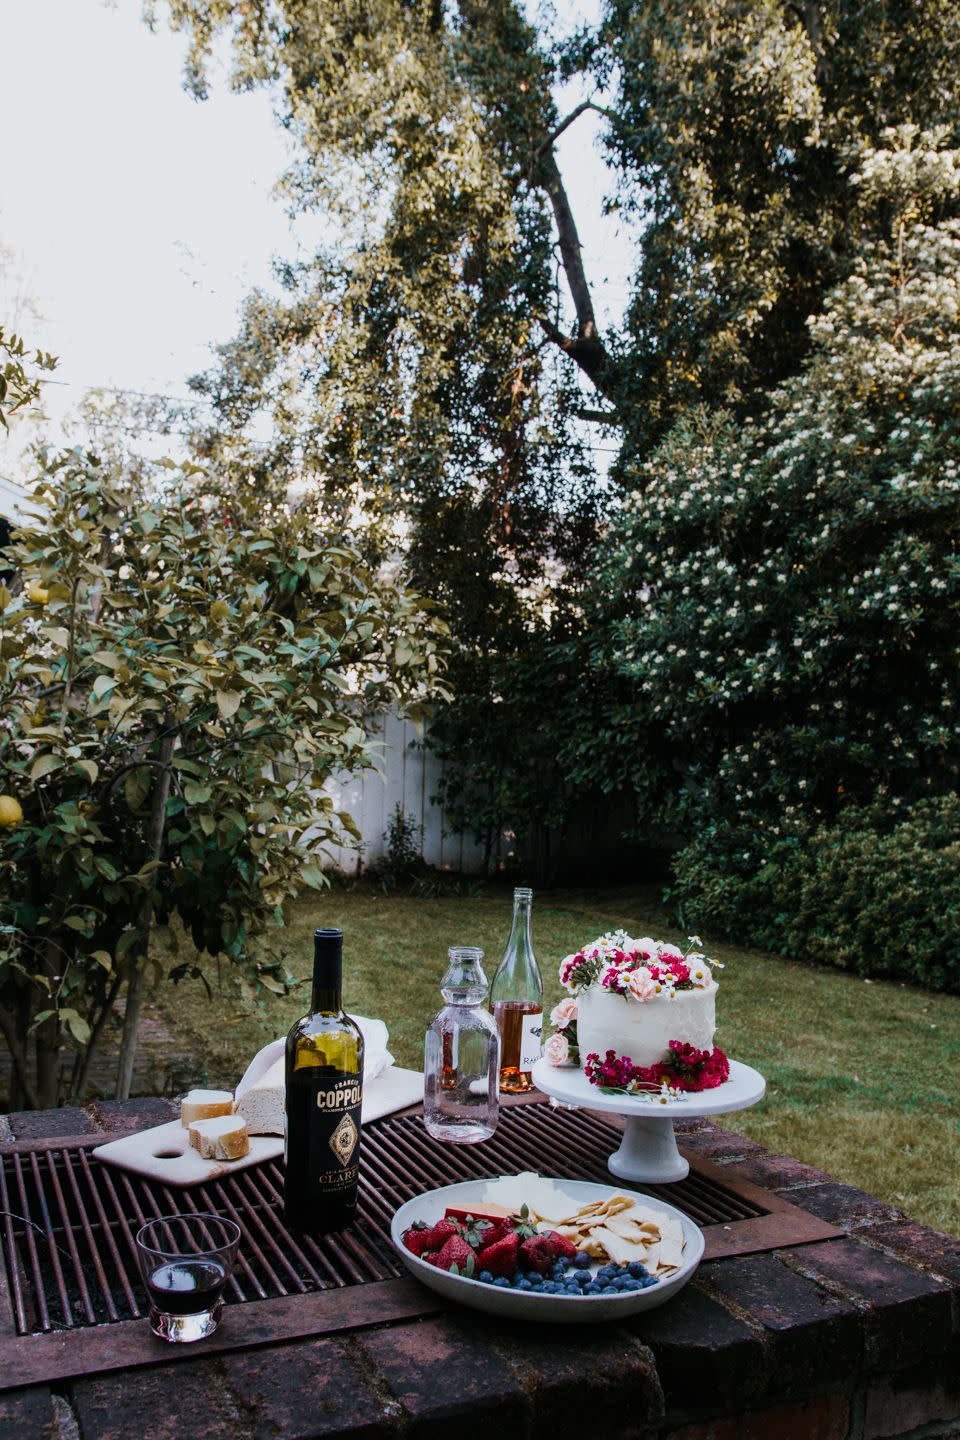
[531,1057,766,1184]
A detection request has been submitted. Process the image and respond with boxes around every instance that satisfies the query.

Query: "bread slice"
[188,1115,250,1161]
[180,1089,234,1127]
[235,1057,284,1136]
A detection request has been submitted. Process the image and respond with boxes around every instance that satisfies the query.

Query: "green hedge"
[672,796,960,992]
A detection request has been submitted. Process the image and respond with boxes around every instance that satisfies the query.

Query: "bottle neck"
[311,930,344,1014]
[492,888,542,1001]
[506,893,533,959]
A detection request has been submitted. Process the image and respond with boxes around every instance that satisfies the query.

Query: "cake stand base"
[531,1057,766,1186]
[608,1115,690,1183]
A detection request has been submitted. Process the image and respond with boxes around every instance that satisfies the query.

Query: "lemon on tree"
[0,795,24,827]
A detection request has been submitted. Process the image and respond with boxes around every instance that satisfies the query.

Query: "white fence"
[319,710,487,875]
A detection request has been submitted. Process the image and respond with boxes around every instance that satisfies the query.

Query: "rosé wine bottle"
[490,888,543,1092]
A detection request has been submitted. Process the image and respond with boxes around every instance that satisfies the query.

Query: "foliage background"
[133,1,960,986]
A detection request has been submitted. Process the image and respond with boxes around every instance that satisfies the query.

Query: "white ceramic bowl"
[390,1176,704,1322]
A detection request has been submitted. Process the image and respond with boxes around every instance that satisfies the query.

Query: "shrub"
[672,796,960,991]
[0,452,444,1106]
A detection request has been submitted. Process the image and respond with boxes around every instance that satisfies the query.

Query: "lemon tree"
[0,453,445,1107]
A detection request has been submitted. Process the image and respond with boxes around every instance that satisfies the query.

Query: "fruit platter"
[390,1172,704,1320]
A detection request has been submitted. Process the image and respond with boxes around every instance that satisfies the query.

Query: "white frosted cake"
[576,977,716,1068]
[546,931,728,1093]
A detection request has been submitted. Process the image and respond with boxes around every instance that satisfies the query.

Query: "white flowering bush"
[593,129,960,986]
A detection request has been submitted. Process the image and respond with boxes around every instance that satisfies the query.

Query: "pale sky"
[0,0,631,504]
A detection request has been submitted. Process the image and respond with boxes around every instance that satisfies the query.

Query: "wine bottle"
[284,928,364,1234]
[490,887,543,1093]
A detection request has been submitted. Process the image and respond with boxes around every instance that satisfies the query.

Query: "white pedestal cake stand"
[531,1056,766,1184]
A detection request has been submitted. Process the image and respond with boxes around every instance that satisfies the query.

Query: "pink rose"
[550,997,579,1029]
[658,943,684,962]
[544,1032,570,1066]
[625,967,657,1002]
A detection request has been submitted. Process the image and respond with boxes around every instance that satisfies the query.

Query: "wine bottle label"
[292,1074,363,1194]
[519,1011,543,1070]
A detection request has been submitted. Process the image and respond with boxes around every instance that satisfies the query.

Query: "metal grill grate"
[1,1105,772,1339]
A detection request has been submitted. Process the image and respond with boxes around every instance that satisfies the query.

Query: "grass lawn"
[153,883,960,1238]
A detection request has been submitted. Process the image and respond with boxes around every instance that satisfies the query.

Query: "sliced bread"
[188,1114,250,1161]
[180,1089,234,1127]
[235,1057,284,1136]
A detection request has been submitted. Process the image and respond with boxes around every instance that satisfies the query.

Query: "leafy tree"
[593,127,960,970]
[146,1,960,869]
[584,0,960,456]
[0,326,55,434]
[0,452,443,1106]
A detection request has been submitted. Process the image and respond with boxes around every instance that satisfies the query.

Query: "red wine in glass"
[147,1258,227,1316]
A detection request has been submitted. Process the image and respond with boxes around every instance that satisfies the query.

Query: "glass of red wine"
[135,1213,241,1343]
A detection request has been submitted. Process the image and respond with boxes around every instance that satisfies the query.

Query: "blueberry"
[540,1280,557,1293]
[575,1271,591,1287]
[493,1276,510,1288]
[573,1252,591,1269]
[527,1273,543,1288]
[479,1271,493,1284]
[511,1271,524,1286]
[641,1274,658,1288]
[628,1261,648,1279]
[584,1282,602,1295]
[515,1278,532,1291]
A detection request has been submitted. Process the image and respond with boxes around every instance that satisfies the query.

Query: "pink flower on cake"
[600,966,628,994]
[624,967,657,1002]
[550,997,579,1028]
[544,1032,570,1066]
[658,943,684,962]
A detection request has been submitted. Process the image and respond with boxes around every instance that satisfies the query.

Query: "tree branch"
[786,1,828,80]
[0,998,39,1109]
[534,100,620,162]
[536,151,616,399]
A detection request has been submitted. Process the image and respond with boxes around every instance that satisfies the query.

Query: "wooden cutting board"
[92,1067,424,1188]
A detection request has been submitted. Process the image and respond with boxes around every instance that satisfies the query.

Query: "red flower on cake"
[583,1044,730,1096]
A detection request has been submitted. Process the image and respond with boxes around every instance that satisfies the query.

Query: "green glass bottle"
[284,928,364,1234]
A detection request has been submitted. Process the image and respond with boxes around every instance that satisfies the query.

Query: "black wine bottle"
[284,928,365,1234]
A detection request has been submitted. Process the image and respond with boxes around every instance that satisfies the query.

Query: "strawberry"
[540,1229,578,1259]
[402,1223,433,1257]
[519,1234,557,1275]
[508,1204,538,1241]
[477,1230,519,1279]
[417,1218,458,1252]
[433,1235,477,1276]
[459,1216,506,1250]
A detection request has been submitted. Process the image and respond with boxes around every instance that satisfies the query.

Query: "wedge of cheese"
[188,1114,250,1161]
[180,1089,234,1127]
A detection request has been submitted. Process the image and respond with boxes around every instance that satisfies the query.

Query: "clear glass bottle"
[490,887,543,1093]
[424,947,500,1143]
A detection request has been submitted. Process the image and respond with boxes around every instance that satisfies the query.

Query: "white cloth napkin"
[235,1015,394,1099]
